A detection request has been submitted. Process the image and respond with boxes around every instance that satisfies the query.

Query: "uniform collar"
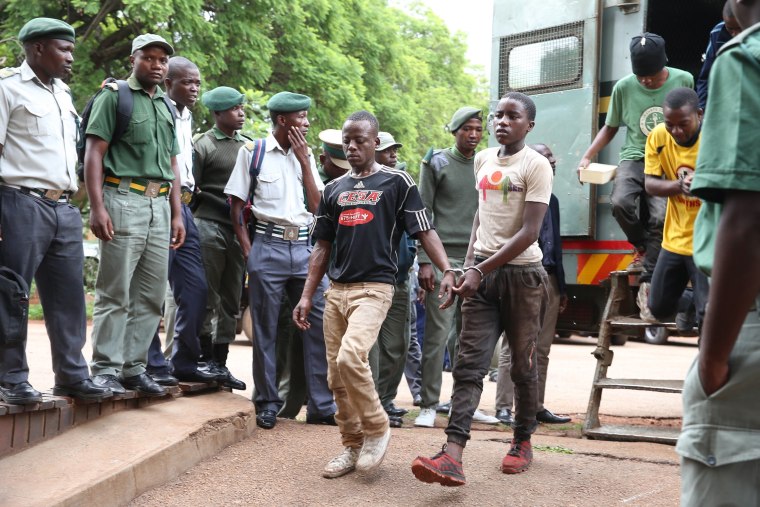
[212,126,242,141]
[19,60,65,90]
[719,21,760,55]
[127,73,166,98]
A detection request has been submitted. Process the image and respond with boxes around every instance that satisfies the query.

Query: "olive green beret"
[447,106,482,133]
[202,86,245,112]
[18,18,75,43]
[267,91,311,113]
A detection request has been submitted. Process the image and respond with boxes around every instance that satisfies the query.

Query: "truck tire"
[610,334,628,346]
[644,326,669,345]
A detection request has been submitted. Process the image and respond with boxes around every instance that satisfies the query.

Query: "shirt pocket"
[65,104,79,146]
[156,105,176,151]
[257,170,282,199]
[124,112,151,144]
[23,103,54,136]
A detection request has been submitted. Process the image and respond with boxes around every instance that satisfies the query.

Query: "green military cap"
[318,129,351,170]
[132,33,174,55]
[377,131,402,151]
[202,86,245,111]
[267,91,311,113]
[447,106,482,133]
[18,18,75,43]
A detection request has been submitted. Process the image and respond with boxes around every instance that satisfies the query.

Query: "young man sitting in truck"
[577,33,693,318]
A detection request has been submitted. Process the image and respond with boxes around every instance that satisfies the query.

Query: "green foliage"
[0,0,488,181]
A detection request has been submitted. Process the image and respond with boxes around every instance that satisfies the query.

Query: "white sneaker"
[414,407,436,428]
[356,427,391,473]
[323,447,359,478]
[472,409,500,425]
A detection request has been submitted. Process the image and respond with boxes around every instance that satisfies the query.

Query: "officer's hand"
[289,126,310,168]
[416,286,426,304]
[577,157,591,183]
[418,263,435,292]
[452,269,482,299]
[699,356,729,396]
[293,296,313,330]
[559,294,569,313]
[89,206,114,242]
[241,240,251,260]
[438,272,457,309]
[171,216,185,250]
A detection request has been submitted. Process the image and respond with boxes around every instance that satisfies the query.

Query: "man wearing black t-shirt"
[294,111,455,479]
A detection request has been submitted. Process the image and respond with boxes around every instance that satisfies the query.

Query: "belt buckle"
[181,190,193,205]
[145,182,161,198]
[44,189,63,201]
[283,226,300,241]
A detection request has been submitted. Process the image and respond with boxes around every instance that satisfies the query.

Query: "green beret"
[202,86,245,112]
[447,106,482,133]
[18,18,75,43]
[267,91,311,113]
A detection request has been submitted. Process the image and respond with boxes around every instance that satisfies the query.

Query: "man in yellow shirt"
[643,87,708,328]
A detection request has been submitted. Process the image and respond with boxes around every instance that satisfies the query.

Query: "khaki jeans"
[324,281,394,448]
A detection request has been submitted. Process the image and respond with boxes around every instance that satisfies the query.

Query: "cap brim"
[330,156,352,171]
[376,143,403,151]
[134,42,174,55]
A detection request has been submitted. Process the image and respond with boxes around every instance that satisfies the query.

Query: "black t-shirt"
[312,166,433,284]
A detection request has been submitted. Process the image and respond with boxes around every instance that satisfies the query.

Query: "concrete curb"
[0,392,256,507]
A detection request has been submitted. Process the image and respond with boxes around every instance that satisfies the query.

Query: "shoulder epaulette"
[421,147,435,165]
[0,67,20,79]
[244,140,256,151]
[192,132,205,143]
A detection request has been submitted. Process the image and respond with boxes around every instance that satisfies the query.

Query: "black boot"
[213,343,246,390]
[199,335,214,363]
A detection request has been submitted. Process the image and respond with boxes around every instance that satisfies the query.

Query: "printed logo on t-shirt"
[338,208,374,226]
[477,170,523,202]
[337,190,383,206]
[354,181,365,189]
[639,106,664,136]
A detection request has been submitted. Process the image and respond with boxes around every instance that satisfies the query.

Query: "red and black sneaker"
[501,439,533,474]
[411,445,466,487]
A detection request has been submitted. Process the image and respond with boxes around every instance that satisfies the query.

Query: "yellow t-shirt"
[644,123,702,255]
[473,145,553,263]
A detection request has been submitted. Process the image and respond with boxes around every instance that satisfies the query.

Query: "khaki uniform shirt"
[0,60,79,191]
[224,134,324,227]
[86,74,178,180]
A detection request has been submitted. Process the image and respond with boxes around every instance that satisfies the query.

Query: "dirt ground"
[130,417,681,507]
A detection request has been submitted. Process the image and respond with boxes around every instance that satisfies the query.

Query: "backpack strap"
[112,80,134,144]
[246,138,267,205]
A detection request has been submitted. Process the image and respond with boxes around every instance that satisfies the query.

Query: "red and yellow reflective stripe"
[576,253,633,285]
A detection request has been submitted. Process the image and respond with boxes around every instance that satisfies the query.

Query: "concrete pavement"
[0,322,696,506]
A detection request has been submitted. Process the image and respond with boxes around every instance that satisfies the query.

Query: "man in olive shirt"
[84,34,185,397]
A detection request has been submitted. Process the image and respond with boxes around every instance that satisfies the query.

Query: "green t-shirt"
[691,24,760,276]
[606,67,694,161]
[86,74,179,180]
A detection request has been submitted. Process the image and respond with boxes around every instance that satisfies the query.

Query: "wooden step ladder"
[582,271,682,445]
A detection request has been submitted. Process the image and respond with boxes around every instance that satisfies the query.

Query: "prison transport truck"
[490,0,723,344]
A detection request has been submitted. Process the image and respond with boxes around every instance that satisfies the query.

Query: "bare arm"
[293,239,332,329]
[289,126,321,212]
[699,190,760,395]
[229,196,251,259]
[454,201,547,298]
[84,136,113,241]
[417,229,456,309]
[578,125,619,179]
[463,211,480,268]
[644,174,683,197]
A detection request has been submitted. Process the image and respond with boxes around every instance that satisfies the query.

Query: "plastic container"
[579,163,617,184]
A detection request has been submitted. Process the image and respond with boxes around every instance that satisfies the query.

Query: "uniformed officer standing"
[225,91,335,429]
[191,86,250,389]
[0,18,112,404]
[85,33,185,397]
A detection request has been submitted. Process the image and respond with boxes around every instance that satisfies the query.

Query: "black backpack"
[76,78,177,181]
